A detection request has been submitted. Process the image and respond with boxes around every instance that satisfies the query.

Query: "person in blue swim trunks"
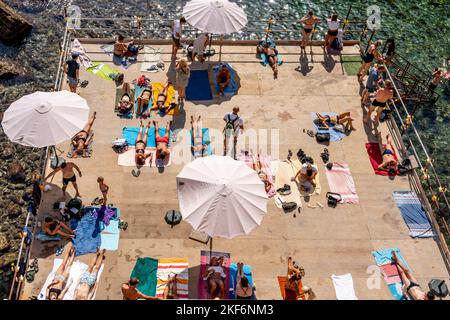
[376,133,398,175]
[74,249,106,300]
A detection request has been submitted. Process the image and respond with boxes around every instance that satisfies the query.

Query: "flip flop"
[132,169,140,177]
[306,130,314,137]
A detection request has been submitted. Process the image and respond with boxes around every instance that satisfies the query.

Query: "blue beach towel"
[186,70,213,101]
[134,85,152,116]
[259,52,283,66]
[213,63,238,96]
[393,191,434,238]
[122,127,172,147]
[100,233,120,251]
[311,112,346,142]
[190,128,213,157]
[70,208,102,256]
[35,230,61,241]
[229,263,255,299]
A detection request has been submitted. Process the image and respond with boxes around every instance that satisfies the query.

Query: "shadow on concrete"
[295,50,314,76]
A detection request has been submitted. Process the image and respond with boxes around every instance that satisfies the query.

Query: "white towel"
[331,273,358,300]
[38,258,104,300]
[71,38,92,68]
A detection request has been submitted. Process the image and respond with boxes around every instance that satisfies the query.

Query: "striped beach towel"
[393,191,434,238]
[237,152,276,197]
[325,162,359,204]
[156,258,189,299]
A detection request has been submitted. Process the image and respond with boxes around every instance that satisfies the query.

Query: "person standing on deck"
[44,162,82,199]
[171,17,186,58]
[97,176,109,206]
[65,53,80,93]
[175,58,190,104]
[364,79,394,126]
[361,64,385,105]
[223,106,244,160]
[299,10,321,50]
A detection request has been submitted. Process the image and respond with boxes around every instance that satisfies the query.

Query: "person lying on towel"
[46,244,75,300]
[71,111,96,158]
[137,85,152,116]
[235,262,253,300]
[191,115,207,159]
[250,153,273,193]
[285,257,305,299]
[203,256,227,299]
[150,82,176,115]
[258,43,279,78]
[293,163,318,193]
[153,120,171,165]
[135,121,153,167]
[216,65,231,96]
[315,112,356,132]
[122,277,160,300]
[118,82,133,114]
[376,132,398,175]
[73,248,106,300]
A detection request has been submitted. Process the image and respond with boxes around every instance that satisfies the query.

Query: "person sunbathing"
[163,274,178,299]
[216,65,231,96]
[71,111,96,158]
[135,121,153,167]
[118,82,133,114]
[391,251,435,300]
[285,257,305,299]
[235,262,253,300]
[315,112,356,131]
[153,120,171,164]
[122,278,160,300]
[250,153,273,193]
[151,82,175,115]
[203,256,226,299]
[262,43,279,78]
[376,132,398,175]
[73,249,105,300]
[46,244,75,300]
[42,216,75,239]
[191,115,207,159]
[137,85,152,116]
[293,163,318,193]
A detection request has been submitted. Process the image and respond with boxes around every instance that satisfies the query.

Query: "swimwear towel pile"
[198,251,230,300]
[393,191,434,238]
[325,162,359,204]
[155,258,189,299]
[237,152,275,198]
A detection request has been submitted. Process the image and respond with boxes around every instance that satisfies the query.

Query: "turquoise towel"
[190,128,213,157]
[131,257,158,297]
[122,127,172,147]
[36,230,61,241]
[259,52,283,66]
[229,263,254,299]
[100,233,120,251]
[213,63,238,96]
[372,247,409,268]
[134,85,152,115]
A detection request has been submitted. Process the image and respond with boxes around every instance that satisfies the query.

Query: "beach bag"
[112,138,128,153]
[64,198,83,220]
[223,114,240,137]
[326,192,342,208]
[315,132,330,143]
[137,75,148,87]
[127,44,139,55]
[282,201,297,213]
[331,37,343,51]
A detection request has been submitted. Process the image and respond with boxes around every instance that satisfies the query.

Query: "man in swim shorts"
[364,80,394,126]
[44,161,82,199]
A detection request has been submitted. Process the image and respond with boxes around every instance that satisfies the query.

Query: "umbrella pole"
[208,34,213,62]
[209,237,213,260]
[219,35,223,62]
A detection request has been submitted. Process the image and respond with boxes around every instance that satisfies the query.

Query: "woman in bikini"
[250,153,273,193]
[324,14,340,51]
[299,11,321,49]
[376,133,398,175]
[358,40,383,82]
[262,44,279,78]
[43,216,75,239]
[118,82,133,114]
[235,262,253,300]
[191,115,206,159]
[74,249,106,300]
[46,244,75,300]
[153,120,171,162]
[202,256,226,299]
[151,82,175,115]
[315,112,356,131]
[135,121,153,167]
[71,111,96,158]
[137,85,152,116]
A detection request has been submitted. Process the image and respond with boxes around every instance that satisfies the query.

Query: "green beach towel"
[130,257,158,297]
[87,62,120,81]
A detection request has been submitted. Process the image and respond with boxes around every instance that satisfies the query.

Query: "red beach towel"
[365,143,399,176]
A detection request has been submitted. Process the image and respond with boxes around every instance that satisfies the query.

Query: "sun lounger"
[115,86,134,119]
[117,147,172,167]
[311,112,347,142]
[237,152,275,198]
[156,258,189,299]
[331,273,358,300]
[229,263,255,299]
[130,257,159,297]
[365,143,399,176]
[198,250,230,299]
[38,258,104,300]
[325,162,359,204]
[213,63,238,96]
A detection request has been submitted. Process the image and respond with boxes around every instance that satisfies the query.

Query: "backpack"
[224,114,240,134]
[326,192,342,207]
[315,132,330,143]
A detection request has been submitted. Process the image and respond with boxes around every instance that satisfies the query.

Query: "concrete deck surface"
[21,43,449,300]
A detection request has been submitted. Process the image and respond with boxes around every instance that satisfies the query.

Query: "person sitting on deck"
[43,216,75,239]
[261,43,279,78]
[46,244,75,300]
[71,112,96,158]
[118,82,133,114]
[153,120,171,163]
[235,262,253,300]
[163,274,178,299]
[122,277,160,300]
[391,251,435,300]
[202,256,227,299]
[285,257,305,299]
[113,34,133,58]
[73,249,106,300]
[150,82,176,115]
[137,85,152,116]
[376,133,398,175]
[216,65,231,96]
[250,153,273,193]
[135,121,153,167]
[191,115,207,159]
[293,162,318,193]
[315,112,356,132]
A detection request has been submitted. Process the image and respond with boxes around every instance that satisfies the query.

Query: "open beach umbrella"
[183,0,247,60]
[176,155,267,244]
[2,90,90,148]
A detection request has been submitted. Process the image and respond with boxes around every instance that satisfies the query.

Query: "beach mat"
[311,112,347,142]
[277,276,301,300]
[186,70,213,101]
[274,160,302,209]
[122,127,172,147]
[130,257,159,297]
[198,251,230,299]
[151,82,178,116]
[213,63,238,96]
[117,147,172,167]
[393,191,434,238]
[133,85,152,116]
[67,132,94,158]
[325,162,359,204]
[191,128,213,158]
[35,230,61,241]
[70,207,101,256]
[259,52,283,66]
[365,143,399,176]
[86,62,120,81]
[156,258,189,299]
[237,152,275,198]
[332,273,358,300]
[115,86,134,119]
[229,263,254,300]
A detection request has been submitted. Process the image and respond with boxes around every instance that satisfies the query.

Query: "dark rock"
[0,60,23,79]
[0,234,9,252]
[7,161,25,182]
[0,252,17,268]
[6,203,22,217]
[1,144,15,160]
[0,1,32,44]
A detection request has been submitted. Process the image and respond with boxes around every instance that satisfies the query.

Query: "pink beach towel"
[237,152,276,198]
[198,251,230,300]
[117,147,172,167]
[325,162,359,203]
[365,143,399,176]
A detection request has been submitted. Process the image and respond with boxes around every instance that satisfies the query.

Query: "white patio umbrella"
[183,0,248,60]
[2,90,90,148]
[176,155,267,243]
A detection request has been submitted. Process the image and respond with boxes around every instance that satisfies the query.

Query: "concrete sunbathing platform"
[21,43,449,300]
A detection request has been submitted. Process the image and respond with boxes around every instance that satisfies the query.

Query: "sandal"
[306,130,314,137]
[132,169,140,177]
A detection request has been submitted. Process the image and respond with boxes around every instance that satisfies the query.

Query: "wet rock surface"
[0,1,33,44]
